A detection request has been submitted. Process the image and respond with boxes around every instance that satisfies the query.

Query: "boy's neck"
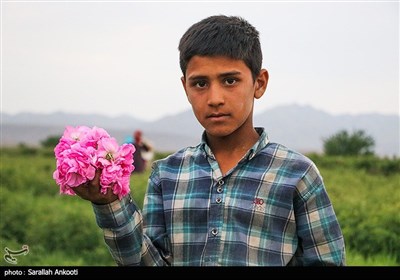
[206,124,259,149]
[206,127,260,174]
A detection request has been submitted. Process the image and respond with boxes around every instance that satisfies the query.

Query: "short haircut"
[178,15,263,81]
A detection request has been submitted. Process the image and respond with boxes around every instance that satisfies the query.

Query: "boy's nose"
[207,85,225,106]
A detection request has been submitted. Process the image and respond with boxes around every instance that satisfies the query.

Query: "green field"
[1,147,399,266]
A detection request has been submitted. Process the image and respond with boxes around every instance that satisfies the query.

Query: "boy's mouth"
[207,113,230,121]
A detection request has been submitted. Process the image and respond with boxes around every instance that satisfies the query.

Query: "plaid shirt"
[93,127,346,266]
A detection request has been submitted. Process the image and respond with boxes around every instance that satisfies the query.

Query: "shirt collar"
[200,127,270,160]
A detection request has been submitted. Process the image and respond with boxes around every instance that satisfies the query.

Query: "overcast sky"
[1,1,399,121]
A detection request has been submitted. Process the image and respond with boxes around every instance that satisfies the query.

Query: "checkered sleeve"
[293,164,346,266]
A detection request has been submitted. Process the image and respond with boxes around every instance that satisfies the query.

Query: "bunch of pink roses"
[53,125,135,200]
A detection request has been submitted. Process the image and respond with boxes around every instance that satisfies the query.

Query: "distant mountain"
[1,110,202,153]
[254,105,400,157]
[1,111,149,129]
[2,104,399,157]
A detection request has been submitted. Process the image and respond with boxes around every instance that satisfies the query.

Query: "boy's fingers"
[73,169,101,200]
[74,169,101,199]
[73,183,94,201]
[73,175,118,204]
[88,169,101,188]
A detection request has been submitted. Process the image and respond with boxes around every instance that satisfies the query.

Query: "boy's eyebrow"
[188,71,242,81]
[218,71,242,78]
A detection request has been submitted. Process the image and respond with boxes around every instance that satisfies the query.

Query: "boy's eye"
[224,78,237,85]
[195,80,207,88]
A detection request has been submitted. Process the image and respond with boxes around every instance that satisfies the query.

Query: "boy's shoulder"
[152,143,203,165]
[154,140,315,168]
[263,141,316,166]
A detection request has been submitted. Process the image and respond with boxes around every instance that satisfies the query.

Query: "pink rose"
[53,125,135,199]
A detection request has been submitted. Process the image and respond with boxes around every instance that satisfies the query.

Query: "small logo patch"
[252,197,265,212]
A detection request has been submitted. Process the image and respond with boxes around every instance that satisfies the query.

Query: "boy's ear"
[181,76,191,104]
[254,69,269,99]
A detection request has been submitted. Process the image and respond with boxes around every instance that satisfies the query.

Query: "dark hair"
[178,15,262,81]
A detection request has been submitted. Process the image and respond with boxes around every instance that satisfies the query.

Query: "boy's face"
[181,55,268,138]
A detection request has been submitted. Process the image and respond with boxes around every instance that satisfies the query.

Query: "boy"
[74,15,346,266]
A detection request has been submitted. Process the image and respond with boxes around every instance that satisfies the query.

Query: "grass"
[1,147,399,266]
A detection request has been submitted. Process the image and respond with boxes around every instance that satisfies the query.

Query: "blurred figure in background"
[131,130,153,173]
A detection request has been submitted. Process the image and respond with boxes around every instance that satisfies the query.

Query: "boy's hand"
[73,169,118,205]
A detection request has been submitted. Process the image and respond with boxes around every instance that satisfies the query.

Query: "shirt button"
[211,228,218,236]
[216,197,222,203]
[218,180,224,186]
[216,187,223,193]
